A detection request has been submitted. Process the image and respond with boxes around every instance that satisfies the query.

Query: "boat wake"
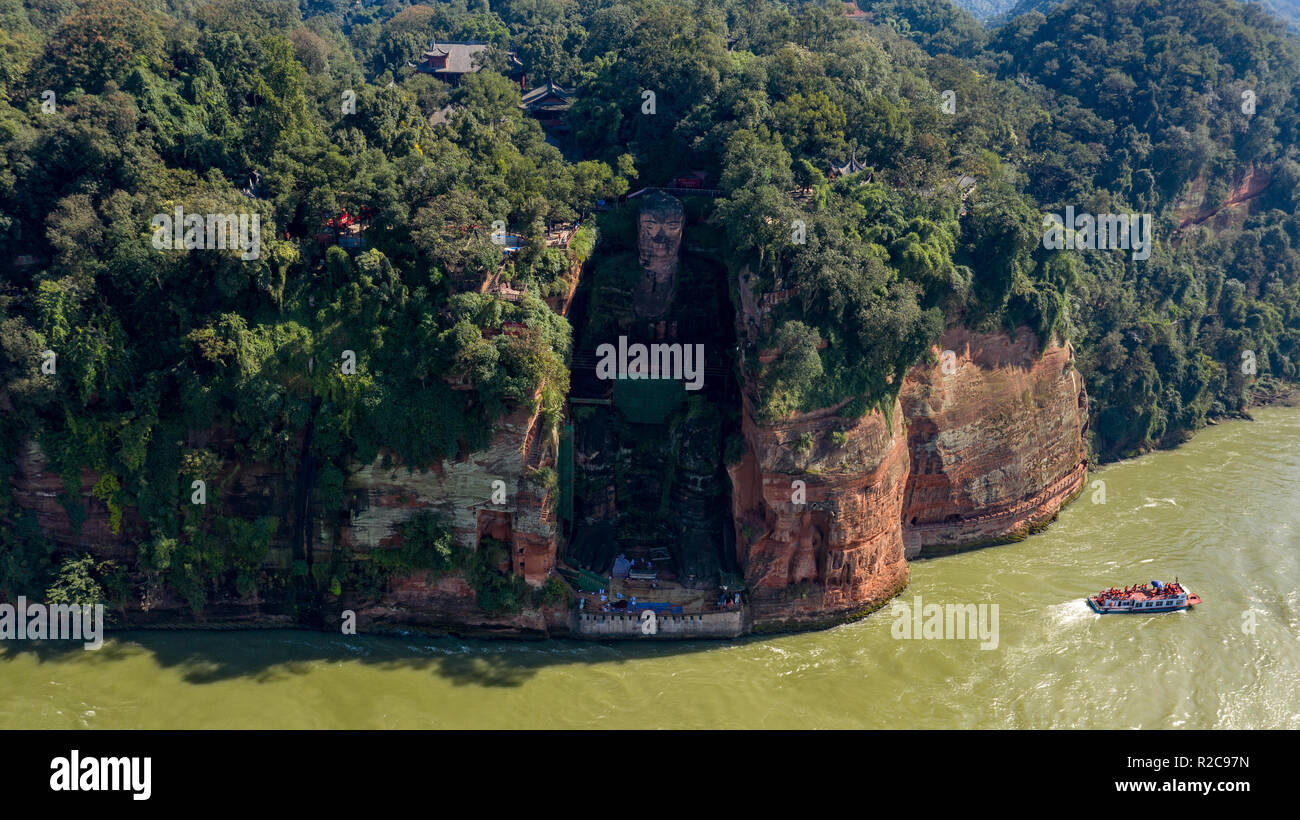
[1046,599,1096,628]
[1139,497,1179,509]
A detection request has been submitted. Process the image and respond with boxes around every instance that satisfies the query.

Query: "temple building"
[416,41,526,87]
[830,151,870,179]
[519,82,574,134]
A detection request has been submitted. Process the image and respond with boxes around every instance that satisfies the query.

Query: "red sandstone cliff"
[7,411,563,633]
[11,318,1088,635]
[1174,164,1272,241]
[728,322,1088,629]
[338,399,558,585]
[11,231,1087,637]
[727,394,911,629]
[900,328,1089,558]
[10,440,147,561]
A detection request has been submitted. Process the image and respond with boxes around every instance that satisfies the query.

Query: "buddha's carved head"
[637,192,684,280]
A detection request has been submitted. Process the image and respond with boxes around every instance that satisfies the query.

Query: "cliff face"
[729,326,1088,628]
[11,213,1087,638]
[337,253,587,599]
[900,328,1089,558]
[727,395,910,629]
[338,401,556,585]
[8,408,561,633]
[11,440,146,561]
[9,433,296,564]
[12,322,1088,635]
[6,258,581,635]
[1173,163,1272,248]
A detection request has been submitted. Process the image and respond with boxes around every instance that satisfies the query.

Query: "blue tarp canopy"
[634,602,683,614]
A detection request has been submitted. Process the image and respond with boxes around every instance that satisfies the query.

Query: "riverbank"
[3,407,1296,729]
[9,377,1293,644]
[1248,378,1300,409]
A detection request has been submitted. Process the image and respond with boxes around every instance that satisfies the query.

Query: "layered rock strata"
[728,326,1088,629]
[726,394,911,630]
[899,328,1089,558]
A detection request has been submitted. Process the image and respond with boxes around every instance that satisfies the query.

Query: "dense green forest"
[0,0,621,608]
[1,0,1298,612]
[995,1,1300,30]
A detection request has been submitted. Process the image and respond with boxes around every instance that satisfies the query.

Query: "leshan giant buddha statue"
[633,191,684,320]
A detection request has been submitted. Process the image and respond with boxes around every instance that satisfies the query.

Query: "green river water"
[3,408,1298,729]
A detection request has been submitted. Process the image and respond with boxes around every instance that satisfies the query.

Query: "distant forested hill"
[1251,0,1300,29]
[860,0,988,54]
[982,0,1300,29]
[997,0,1062,20]
[948,0,1023,21]
[988,0,1300,453]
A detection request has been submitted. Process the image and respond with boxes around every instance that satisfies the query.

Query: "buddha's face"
[637,200,684,277]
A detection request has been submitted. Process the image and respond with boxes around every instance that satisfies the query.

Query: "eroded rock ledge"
[726,393,911,631]
[900,327,1089,558]
[728,326,1088,630]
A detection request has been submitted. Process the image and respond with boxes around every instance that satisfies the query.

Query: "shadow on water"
[0,627,786,689]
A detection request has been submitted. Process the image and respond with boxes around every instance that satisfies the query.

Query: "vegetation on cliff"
[988,0,1300,453]
[1,0,1299,613]
[0,0,617,604]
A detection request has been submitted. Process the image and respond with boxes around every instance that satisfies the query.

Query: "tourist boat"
[1087,579,1201,614]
